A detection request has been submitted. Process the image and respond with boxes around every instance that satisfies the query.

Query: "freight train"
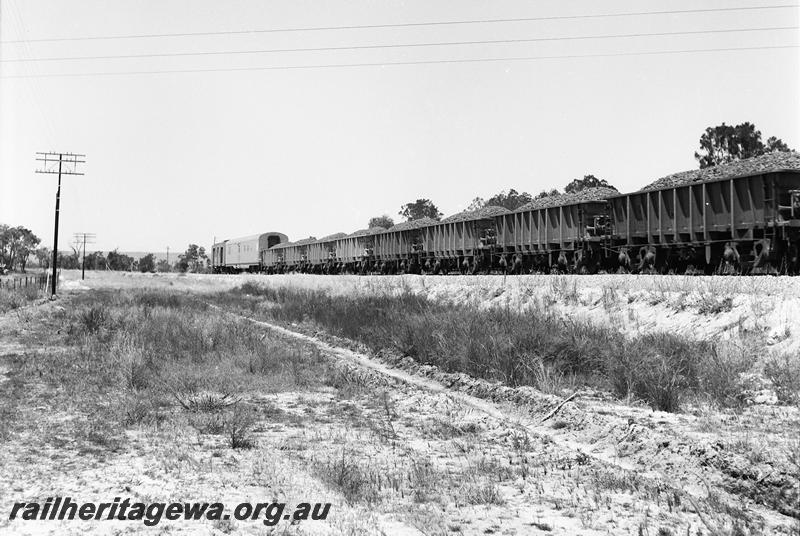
[213,152,800,275]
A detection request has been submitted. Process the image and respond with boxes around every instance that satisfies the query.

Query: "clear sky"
[1,0,798,253]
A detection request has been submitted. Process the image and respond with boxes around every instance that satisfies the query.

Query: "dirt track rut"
[209,302,800,534]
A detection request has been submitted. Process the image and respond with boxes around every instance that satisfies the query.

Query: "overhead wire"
[2,44,797,79]
[1,25,796,63]
[3,1,86,238]
[1,3,797,44]
[1,1,57,146]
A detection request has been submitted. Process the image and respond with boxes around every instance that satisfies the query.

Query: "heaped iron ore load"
[213,152,800,275]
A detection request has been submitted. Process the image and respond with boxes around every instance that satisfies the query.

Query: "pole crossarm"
[36,152,86,175]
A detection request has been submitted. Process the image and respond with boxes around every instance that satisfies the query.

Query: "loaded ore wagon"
[373,218,437,274]
[608,152,800,274]
[307,233,348,274]
[281,238,318,273]
[337,228,386,274]
[421,207,509,274]
[262,240,292,273]
[496,188,617,274]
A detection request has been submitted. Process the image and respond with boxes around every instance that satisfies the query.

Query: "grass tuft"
[764,353,800,405]
[317,449,381,504]
[227,406,257,449]
[80,305,108,334]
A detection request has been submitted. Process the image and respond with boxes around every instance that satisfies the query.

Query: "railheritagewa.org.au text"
[8,497,331,526]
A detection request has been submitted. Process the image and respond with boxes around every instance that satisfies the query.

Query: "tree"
[695,122,792,169]
[58,251,80,270]
[463,190,533,212]
[139,253,156,273]
[466,197,485,211]
[14,228,40,272]
[0,225,41,272]
[107,249,134,271]
[176,244,209,273]
[55,252,68,270]
[399,199,443,221]
[0,224,16,270]
[534,189,561,200]
[83,251,106,270]
[156,259,171,273]
[35,247,51,270]
[484,189,533,210]
[563,175,617,194]
[368,215,395,229]
[766,136,790,153]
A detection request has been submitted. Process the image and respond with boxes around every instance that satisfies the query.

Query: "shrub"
[408,457,437,503]
[80,305,107,334]
[121,394,163,427]
[317,449,381,504]
[126,358,153,391]
[764,354,800,404]
[459,481,505,506]
[227,406,257,449]
[695,343,752,406]
[606,334,705,412]
[698,294,734,315]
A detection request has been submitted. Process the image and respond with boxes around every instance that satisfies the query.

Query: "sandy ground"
[219,304,800,531]
[1,271,798,535]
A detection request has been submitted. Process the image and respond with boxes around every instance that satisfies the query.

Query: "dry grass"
[764,354,800,405]
[1,289,334,451]
[219,283,769,412]
[0,284,42,313]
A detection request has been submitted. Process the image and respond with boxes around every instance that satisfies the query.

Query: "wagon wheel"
[778,255,788,276]
[716,258,735,276]
[738,260,748,276]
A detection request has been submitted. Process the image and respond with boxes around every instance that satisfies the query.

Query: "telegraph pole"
[166,246,170,272]
[74,232,96,280]
[36,152,85,296]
